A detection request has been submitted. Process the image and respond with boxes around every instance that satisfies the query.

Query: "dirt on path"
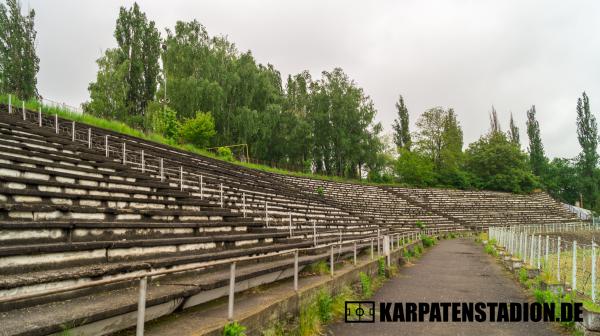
[328,238,565,336]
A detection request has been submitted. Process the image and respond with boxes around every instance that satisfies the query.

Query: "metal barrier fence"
[0,230,435,336]
[489,223,599,303]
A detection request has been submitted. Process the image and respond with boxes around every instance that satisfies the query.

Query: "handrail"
[0,231,432,305]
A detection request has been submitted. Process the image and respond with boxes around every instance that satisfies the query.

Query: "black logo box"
[345,301,375,323]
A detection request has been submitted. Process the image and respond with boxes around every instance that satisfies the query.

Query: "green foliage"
[415,220,425,229]
[518,268,528,283]
[0,0,39,100]
[508,113,520,146]
[378,257,386,277]
[526,105,547,177]
[394,148,436,187]
[222,321,246,336]
[147,103,180,138]
[484,244,497,256]
[316,290,333,323]
[464,132,539,193]
[576,92,599,211]
[392,95,411,150]
[414,245,423,256]
[303,260,329,275]
[358,272,373,298]
[178,111,216,147]
[298,300,321,336]
[421,235,435,247]
[316,186,324,196]
[217,147,234,161]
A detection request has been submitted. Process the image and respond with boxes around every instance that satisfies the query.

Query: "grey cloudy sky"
[28,0,600,158]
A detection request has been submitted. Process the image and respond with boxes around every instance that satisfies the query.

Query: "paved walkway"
[328,238,564,336]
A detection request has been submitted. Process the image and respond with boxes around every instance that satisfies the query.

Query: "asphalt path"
[328,238,564,336]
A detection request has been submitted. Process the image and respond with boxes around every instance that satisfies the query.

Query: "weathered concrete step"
[0,248,328,336]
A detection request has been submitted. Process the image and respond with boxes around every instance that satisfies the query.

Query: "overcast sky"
[27,0,600,158]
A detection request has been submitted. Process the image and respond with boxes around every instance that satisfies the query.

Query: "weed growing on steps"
[378,257,386,277]
[415,220,425,229]
[421,235,435,247]
[223,321,247,336]
[359,271,373,298]
[484,243,497,256]
[518,268,528,284]
[317,290,333,323]
[302,260,329,276]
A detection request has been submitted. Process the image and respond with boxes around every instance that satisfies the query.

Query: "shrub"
[147,104,180,139]
[415,220,425,229]
[518,267,528,283]
[222,321,246,336]
[484,244,497,256]
[178,111,216,147]
[316,186,324,196]
[378,257,386,277]
[217,146,234,161]
[421,235,435,247]
[359,272,373,298]
[316,290,333,323]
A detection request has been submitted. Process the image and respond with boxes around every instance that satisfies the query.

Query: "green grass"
[484,244,497,256]
[302,260,329,276]
[359,271,373,298]
[222,321,246,336]
[421,235,435,247]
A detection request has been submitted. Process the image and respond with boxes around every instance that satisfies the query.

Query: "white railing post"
[220,183,224,207]
[22,101,25,120]
[179,166,184,191]
[537,235,541,269]
[294,250,299,291]
[330,245,335,277]
[593,242,597,302]
[530,234,535,267]
[160,158,164,181]
[289,212,292,236]
[141,150,145,173]
[136,276,148,336]
[228,262,236,320]
[377,229,381,256]
[265,201,269,227]
[38,105,42,127]
[105,135,109,157]
[7,94,11,114]
[572,241,577,291]
[557,237,561,282]
[313,220,317,246]
[122,143,127,165]
[55,114,59,134]
[88,128,92,149]
[545,235,549,264]
[353,241,357,266]
[371,238,374,260]
[71,121,75,141]
[200,176,204,200]
[242,192,245,217]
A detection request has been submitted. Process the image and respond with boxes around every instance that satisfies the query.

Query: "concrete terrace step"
[0,243,364,336]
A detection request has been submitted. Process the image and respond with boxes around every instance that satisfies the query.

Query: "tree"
[84,49,128,120]
[392,95,411,151]
[438,109,467,187]
[489,106,501,134]
[508,113,520,147]
[544,158,581,205]
[465,132,538,193]
[114,2,161,118]
[576,92,599,210]
[87,2,160,127]
[0,0,39,99]
[414,107,447,169]
[178,111,216,147]
[526,105,546,176]
[394,149,435,187]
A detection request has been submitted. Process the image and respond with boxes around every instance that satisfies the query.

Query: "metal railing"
[490,223,600,304]
[0,230,434,335]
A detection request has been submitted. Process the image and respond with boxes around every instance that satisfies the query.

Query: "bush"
[421,235,435,247]
[178,111,216,147]
[147,103,180,139]
[316,290,333,323]
[217,146,234,161]
[484,244,497,256]
[222,321,246,336]
[378,257,386,277]
[359,272,373,298]
[316,186,324,196]
[415,220,425,229]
